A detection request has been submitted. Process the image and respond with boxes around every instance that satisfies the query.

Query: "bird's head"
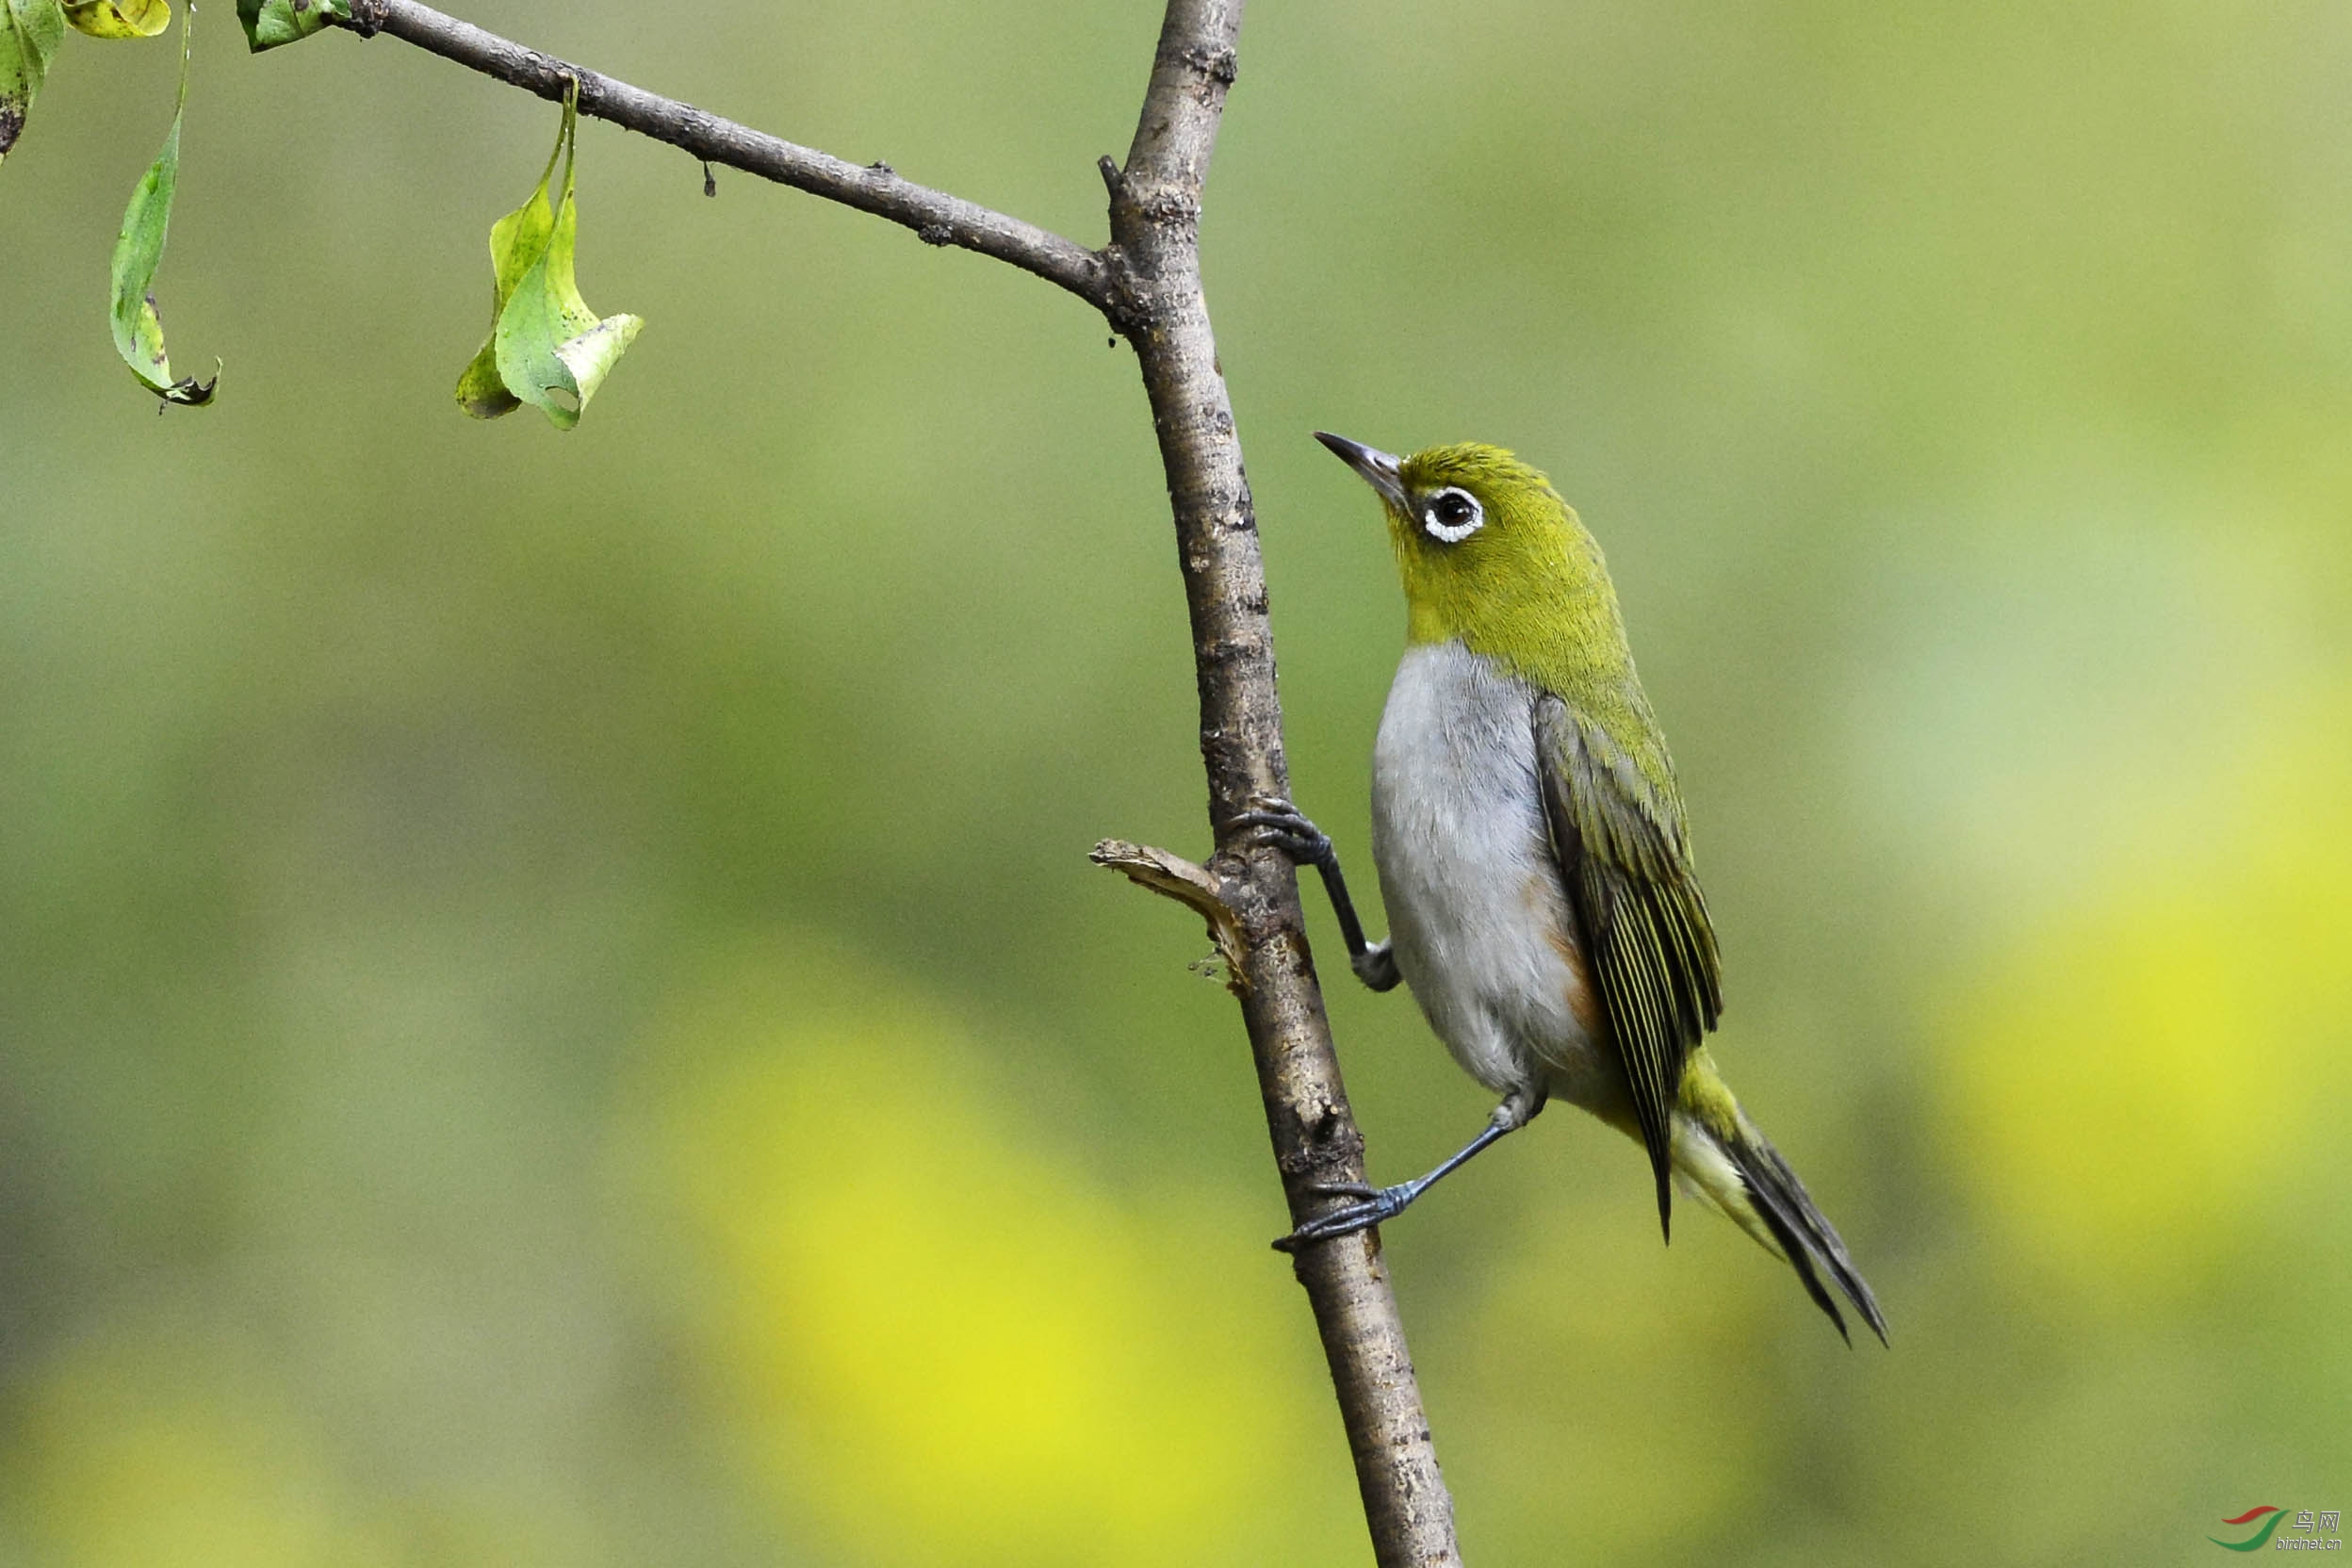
[1313,433,1612,660]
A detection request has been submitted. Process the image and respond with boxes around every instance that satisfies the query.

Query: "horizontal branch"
[335,0,1112,307]
[324,4,1459,1560]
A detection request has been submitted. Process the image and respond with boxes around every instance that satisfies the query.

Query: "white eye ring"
[1422,486,1484,543]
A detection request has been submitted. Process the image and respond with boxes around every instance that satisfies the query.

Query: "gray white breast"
[1369,640,1615,1107]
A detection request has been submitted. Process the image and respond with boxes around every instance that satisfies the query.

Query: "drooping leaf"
[456,87,642,430]
[492,191,643,430]
[61,0,168,40]
[1,0,66,162]
[453,121,565,419]
[235,0,344,53]
[107,1,215,404]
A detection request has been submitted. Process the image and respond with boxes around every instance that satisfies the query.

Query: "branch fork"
[325,5,1463,1561]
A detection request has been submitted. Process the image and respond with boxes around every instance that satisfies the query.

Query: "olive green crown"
[1383,442,1677,808]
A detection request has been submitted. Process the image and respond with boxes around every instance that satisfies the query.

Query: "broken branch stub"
[1089,839,1250,994]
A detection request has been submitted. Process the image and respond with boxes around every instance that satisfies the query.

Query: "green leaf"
[107,2,215,405]
[492,191,644,430]
[456,88,642,430]
[453,123,564,420]
[235,0,345,53]
[1,0,66,163]
[62,0,168,40]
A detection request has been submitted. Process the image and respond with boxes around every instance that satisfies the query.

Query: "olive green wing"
[1533,693,1723,1238]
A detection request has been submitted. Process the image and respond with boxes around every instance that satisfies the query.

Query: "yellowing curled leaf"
[453,128,563,420]
[107,0,213,403]
[2,0,68,162]
[62,0,168,39]
[456,86,642,430]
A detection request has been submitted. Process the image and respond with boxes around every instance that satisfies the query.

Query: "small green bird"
[1240,433,1885,1342]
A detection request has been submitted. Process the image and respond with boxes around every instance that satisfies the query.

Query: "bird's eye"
[1421,487,1484,544]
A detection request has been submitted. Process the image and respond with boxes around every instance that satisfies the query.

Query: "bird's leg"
[1273,1085,1547,1251]
[1232,794,1401,991]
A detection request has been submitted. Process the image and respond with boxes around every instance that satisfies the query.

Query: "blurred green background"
[5,2,2348,1562]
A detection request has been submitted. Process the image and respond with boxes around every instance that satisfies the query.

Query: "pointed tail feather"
[1671,1106,1887,1345]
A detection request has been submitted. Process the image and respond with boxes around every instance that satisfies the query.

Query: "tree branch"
[1089,840,1250,988]
[332,2,1461,1560]
[333,0,1110,306]
[1103,5,1463,1563]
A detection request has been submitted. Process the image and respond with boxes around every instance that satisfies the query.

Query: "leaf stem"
[329,3,1461,1560]
[332,0,1110,308]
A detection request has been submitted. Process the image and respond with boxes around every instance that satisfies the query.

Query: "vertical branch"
[1102,5,1462,1563]
[204,0,1460,1556]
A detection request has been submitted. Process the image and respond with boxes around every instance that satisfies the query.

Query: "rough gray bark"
[338,0,1107,301]
[335,4,1462,1562]
[1096,8,1462,1563]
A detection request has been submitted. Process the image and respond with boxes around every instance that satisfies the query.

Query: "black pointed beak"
[1314,431,1409,513]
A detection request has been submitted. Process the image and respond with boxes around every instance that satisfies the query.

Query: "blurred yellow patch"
[1942,695,2352,1299]
[2,1329,396,1568]
[630,940,1324,1568]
